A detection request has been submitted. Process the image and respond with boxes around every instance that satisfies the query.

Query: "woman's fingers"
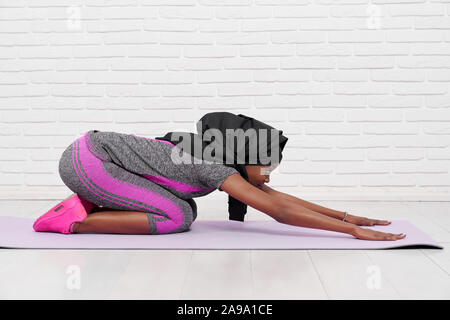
[363,220,406,240]
[375,219,391,225]
[382,233,406,240]
[369,230,406,240]
[353,226,407,241]
[351,216,391,226]
[364,219,390,226]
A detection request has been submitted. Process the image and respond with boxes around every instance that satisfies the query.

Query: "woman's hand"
[345,213,391,226]
[351,227,406,241]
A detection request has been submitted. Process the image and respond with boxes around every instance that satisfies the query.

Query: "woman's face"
[245,164,278,189]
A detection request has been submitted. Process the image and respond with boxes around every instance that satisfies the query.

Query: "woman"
[33,112,406,241]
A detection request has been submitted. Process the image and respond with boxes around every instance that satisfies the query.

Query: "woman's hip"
[57,135,196,228]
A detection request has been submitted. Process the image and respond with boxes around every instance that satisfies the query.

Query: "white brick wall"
[0,0,449,201]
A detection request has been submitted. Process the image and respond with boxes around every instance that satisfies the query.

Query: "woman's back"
[87,130,239,199]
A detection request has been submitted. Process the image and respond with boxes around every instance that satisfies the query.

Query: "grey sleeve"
[195,163,240,191]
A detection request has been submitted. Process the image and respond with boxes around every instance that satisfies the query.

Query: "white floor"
[0,200,449,300]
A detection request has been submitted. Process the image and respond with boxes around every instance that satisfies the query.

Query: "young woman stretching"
[33,115,406,241]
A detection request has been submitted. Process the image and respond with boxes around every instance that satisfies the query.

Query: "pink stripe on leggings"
[130,133,215,195]
[72,140,159,214]
[72,132,185,234]
[141,174,215,194]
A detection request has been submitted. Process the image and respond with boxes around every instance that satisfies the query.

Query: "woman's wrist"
[348,224,360,235]
[339,210,349,221]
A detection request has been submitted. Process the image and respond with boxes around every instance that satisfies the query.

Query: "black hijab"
[156,112,289,222]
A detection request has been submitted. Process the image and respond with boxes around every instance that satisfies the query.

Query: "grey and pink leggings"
[58,133,196,234]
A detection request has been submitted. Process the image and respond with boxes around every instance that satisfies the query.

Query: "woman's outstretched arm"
[220,174,355,234]
[259,184,345,219]
[220,174,406,241]
[259,184,392,227]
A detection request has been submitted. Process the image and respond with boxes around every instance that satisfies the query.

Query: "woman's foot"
[33,194,97,234]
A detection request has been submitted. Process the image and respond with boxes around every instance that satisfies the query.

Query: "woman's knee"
[58,146,86,197]
[172,200,196,232]
[186,198,197,222]
[58,146,73,185]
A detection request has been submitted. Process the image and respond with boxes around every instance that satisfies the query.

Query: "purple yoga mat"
[0,216,443,249]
